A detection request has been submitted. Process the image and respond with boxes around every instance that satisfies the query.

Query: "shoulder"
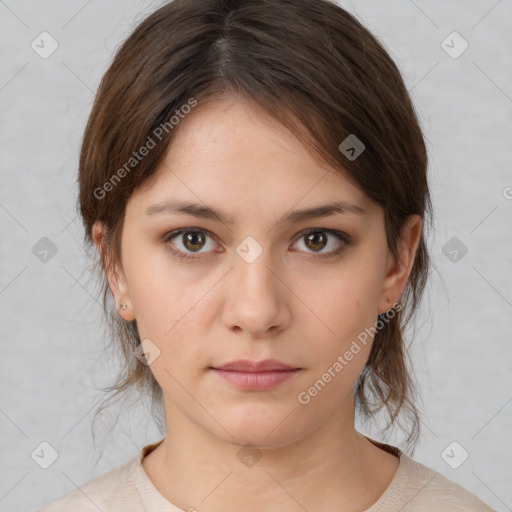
[386,453,495,511]
[37,456,140,512]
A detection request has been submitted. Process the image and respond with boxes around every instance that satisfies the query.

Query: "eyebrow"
[145,199,366,224]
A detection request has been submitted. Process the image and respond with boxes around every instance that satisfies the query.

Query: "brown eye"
[304,231,328,252]
[182,231,206,252]
[292,229,350,257]
[165,229,219,259]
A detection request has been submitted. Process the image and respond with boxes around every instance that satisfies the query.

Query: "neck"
[142,402,399,512]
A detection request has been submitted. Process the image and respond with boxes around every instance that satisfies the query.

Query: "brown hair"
[80,0,431,452]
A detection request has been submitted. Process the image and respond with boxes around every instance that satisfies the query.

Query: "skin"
[93,93,422,512]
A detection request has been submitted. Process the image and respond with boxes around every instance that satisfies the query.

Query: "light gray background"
[0,1,511,511]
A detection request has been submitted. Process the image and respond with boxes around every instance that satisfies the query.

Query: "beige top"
[38,438,495,512]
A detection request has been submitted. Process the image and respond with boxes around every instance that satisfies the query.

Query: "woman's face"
[97,95,419,448]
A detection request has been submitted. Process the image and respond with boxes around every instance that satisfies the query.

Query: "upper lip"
[212,359,299,372]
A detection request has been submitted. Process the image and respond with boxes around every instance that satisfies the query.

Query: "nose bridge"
[236,242,275,292]
[222,235,290,334]
[234,235,280,302]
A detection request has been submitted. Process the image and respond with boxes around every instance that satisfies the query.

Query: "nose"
[220,244,292,338]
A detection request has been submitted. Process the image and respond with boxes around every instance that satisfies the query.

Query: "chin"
[208,406,315,450]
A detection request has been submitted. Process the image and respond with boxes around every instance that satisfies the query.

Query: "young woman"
[39,0,494,510]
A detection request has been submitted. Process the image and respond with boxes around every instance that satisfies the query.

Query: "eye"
[164,229,220,260]
[163,227,351,261]
[291,229,351,257]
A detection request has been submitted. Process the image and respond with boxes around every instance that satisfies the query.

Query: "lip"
[210,359,302,391]
[213,359,298,372]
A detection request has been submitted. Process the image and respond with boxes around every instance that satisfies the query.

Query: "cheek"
[304,260,384,338]
[124,264,221,390]
[133,280,213,348]
[294,261,384,387]
[122,241,208,334]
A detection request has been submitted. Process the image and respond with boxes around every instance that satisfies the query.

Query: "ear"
[378,214,423,315]
[92,221,135,321]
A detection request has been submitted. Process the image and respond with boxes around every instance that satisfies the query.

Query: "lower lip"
[211,369,300,390]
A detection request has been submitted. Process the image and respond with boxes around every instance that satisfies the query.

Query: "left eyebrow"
[145,199,366,224]
[281,201,366,224]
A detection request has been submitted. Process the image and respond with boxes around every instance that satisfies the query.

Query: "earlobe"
[109,266,135,321]
[378,215,422,314]
[92,221,135,321]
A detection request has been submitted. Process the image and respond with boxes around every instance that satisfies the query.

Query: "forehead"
[131,96,375,220]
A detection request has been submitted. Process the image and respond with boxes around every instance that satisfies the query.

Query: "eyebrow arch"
[145,199,366,224]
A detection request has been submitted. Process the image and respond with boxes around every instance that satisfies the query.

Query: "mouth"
[210,359,302,391]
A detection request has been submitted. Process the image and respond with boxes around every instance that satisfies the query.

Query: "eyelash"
[162,228,352,261]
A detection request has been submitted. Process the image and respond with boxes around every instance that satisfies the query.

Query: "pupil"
[306,232,326,251]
